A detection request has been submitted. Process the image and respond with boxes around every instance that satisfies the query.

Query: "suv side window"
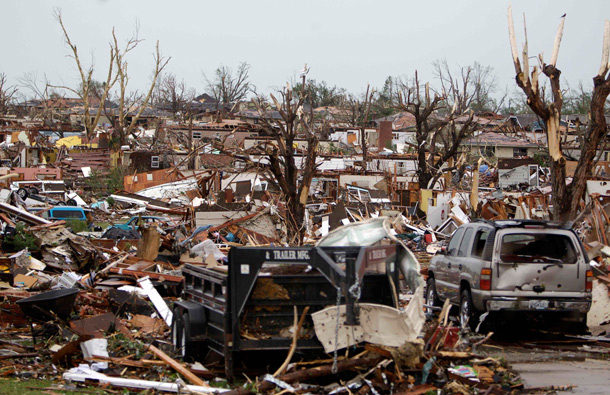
[472,228,491,258]
[447,227,465,256]
[457,228,474,257]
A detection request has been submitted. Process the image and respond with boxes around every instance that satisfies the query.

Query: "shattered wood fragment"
[136,226,161,261]
[51,335,93,366]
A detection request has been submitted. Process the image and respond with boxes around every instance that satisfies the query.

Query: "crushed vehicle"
[171,244,419,378]
[426,219,592,332]
[12,180,79,205]
[41,206,92,224]
[110,215,175,231]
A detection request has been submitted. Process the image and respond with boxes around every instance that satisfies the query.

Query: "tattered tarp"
[312,287,425,353]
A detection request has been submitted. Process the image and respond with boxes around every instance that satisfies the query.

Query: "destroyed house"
[497,158,540,190]
[123,150,174,172]
[462,131,539,159]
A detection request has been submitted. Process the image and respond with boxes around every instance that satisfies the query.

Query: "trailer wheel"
[181,313,194,360]
[171,309,183,352]
[66,198,78,206]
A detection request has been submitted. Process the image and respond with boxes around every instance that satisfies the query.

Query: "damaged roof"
[463,131,538,147]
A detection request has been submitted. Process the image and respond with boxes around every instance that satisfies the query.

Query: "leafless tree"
[398,72,475,190]
[51,10,118,140]
[0,73,18,116]
[203,62,253,105]
[111,28,169,145]
[212,83,318,245]
[433,60,505,114]
[344,86,375,168]
[507,6,610,221]
[154,72,196,121]
[51,11,169,144]
[18,72,56,122]
[249,84,318,245]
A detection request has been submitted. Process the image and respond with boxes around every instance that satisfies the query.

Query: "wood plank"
[147,344,209,387]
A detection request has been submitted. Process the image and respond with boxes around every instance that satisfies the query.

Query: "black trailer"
[171,244,402,378]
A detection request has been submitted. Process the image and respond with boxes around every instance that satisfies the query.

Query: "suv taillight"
[586,270,593,292]
[480,268,492,290]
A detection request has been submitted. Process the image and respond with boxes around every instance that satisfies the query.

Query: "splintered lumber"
[223,357,382,395]
[147,344,208,387]
[29,220,66,231]
[137,226,161,261]
[273,306,310,377]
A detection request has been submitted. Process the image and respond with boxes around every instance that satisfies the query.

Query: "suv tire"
[425,278,441,312]
[459,290,479,331]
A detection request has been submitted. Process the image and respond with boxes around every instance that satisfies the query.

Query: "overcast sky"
[3,0,610,101]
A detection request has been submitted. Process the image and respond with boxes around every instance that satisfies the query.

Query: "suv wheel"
[425,278,440,312]
[459,290,479,331]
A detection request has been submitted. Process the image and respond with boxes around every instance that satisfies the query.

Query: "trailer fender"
[172,300,207,336]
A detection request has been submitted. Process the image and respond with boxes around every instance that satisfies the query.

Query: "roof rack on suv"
[473,219,573,230]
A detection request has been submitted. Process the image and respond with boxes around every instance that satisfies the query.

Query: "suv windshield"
[499,233,578,264]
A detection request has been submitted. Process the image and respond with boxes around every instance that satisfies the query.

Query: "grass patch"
[0,378,107,394]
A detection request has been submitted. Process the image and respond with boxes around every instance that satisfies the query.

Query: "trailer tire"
[181,312,194,360]
[171,308,183,353]
[66,198,78,206]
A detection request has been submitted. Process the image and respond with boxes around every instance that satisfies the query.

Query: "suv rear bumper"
[485,297,590,313]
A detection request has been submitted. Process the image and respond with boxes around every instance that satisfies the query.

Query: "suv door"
[435,227,465,299]
[446,227,475,302]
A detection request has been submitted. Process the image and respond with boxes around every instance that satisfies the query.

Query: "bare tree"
[203,62,253,105]
[0,73,18,115]
[154,72,196,121]
[52,11,169,145]
[111,29,169,145]
[212,83,318,245]
[51,10,118,140]
[344,86,375,169]
[507,6,610,221]
[433,60,505,114]
[248,84,318,245]
[398,72,475,190]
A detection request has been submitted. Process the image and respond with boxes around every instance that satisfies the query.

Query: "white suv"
[426,220,592,332]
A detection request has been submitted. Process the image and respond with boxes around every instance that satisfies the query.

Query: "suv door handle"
[447,262,452,269]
